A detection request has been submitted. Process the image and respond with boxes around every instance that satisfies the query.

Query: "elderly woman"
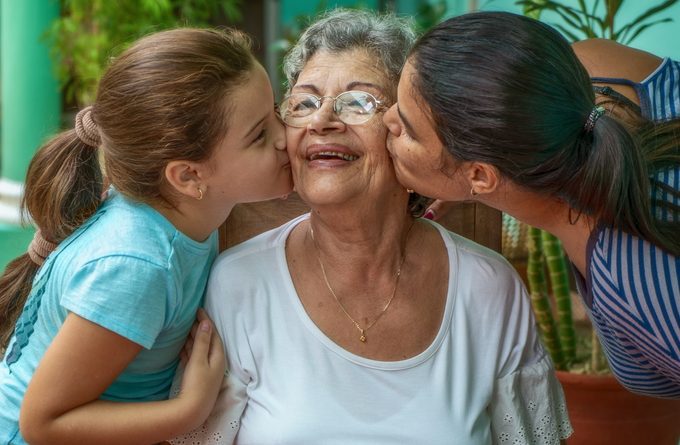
[170,9,571,444]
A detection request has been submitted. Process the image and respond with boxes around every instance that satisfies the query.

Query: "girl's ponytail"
[0,110,103,350]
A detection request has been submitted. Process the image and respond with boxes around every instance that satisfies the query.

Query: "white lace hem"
[168,366,244,445]
[491,354,573,444]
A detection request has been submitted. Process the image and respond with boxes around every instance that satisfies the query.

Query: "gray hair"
[282,9,416,94]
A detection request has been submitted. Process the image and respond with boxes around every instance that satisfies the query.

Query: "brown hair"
[0,27,254,350]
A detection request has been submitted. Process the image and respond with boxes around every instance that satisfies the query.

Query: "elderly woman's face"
[286,48,399,206]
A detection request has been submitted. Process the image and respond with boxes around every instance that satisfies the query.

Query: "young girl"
[0,28,292,444]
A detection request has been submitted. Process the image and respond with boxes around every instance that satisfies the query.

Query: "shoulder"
[427,221,529,319]
[58,191,193,269]
[437,223,520,289]
[572,38,663,82]
[207,216,301,297]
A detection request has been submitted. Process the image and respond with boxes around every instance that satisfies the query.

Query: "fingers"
[208,323,226,369]
[187,317,212,365]
[424,200,457,221]
[196,308,209,322]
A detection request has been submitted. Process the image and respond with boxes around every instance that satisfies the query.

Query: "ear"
[465,161,500,195]
[164,160,207,200]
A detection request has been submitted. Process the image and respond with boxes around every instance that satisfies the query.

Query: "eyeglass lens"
[281,91,380,126]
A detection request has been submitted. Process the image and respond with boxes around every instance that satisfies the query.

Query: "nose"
[307,99,345,134]
[383,104,401,136]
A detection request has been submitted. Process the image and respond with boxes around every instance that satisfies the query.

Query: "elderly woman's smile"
[306,144,360,164]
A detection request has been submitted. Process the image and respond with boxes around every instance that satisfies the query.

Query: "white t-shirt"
[171,215,572,444]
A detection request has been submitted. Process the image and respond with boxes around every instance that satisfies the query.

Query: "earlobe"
[467,162,499,196]
[165,160,205,200]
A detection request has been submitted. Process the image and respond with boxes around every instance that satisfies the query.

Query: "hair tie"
[75,106,101,147]
[583,105,605,133]
[27,230,58,266]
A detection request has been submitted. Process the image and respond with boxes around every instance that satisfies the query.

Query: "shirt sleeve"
[60,255,172,349]
[472,250,573,444]
[490,354,573,444]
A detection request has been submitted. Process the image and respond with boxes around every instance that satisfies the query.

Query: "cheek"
[285,128,303,157]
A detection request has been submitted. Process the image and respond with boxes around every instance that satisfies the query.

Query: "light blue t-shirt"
[0,189,217,444]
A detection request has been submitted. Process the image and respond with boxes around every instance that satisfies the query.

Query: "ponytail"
[0,129,103,350]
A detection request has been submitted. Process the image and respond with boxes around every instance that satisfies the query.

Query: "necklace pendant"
[359,329,366,342]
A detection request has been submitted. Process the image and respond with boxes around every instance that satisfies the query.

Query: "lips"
[306,144,360,163]
[309,151,358,161]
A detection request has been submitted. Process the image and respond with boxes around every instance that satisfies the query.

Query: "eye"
[291,97,318,114]
[253,128,266,143]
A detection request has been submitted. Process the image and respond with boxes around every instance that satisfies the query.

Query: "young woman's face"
[383,60,464,201]
[204,62,292,206]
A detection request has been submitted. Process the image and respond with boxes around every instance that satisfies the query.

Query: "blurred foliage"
[47,0,242,106]
[272,0,448,94]
[516,0,678,43]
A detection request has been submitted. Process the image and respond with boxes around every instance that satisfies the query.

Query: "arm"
[571,38,663,106]
[20,312,225,445]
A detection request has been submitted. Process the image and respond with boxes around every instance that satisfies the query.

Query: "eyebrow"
[347,81,385,95]
[292,82,385,96]
[397,105,417,137]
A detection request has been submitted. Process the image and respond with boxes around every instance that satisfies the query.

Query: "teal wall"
[280,0,680,59]
[477,0,680,59]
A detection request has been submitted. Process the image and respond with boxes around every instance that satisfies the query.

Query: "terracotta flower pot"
[556,371,680,444]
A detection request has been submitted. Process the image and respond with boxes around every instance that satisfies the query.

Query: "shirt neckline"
[276,214,456,371]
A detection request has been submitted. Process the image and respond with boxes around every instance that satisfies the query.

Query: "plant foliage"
[47,0,242,106]
[516,0,678,43]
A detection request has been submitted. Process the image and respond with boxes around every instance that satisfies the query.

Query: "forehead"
[294,48,392,95]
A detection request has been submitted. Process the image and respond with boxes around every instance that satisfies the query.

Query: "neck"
[478,183,595,275]
[152,198,234,242]
[306,195,413,279]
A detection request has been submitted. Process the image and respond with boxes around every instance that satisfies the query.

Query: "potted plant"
[509,2,680,443]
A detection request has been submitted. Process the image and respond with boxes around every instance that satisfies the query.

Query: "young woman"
[0,28,292,444]
[383,11,680,399]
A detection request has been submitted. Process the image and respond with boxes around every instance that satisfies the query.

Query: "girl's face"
[203,62,292,210]
[383,60,465,201]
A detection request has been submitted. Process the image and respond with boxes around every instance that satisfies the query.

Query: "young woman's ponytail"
[0,109,103,349]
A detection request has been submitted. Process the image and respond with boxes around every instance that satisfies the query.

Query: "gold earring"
[470,187,478,196]
[407,189,414,194]
[197,188,204,201]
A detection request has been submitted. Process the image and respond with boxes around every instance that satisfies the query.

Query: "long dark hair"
[0,28,254,350]
[410,11,680,255]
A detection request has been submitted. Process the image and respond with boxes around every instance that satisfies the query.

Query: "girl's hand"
[176,309,226,424]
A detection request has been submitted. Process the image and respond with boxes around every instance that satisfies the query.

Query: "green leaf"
[629,0,679,26]
[553,23,585,42]
[622,18,674,44]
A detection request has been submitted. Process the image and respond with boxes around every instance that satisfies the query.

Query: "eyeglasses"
[279,90,387,127]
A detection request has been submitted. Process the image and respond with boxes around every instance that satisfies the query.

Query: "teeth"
[310,151,358,161]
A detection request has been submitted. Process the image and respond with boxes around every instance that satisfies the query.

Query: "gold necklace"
[309,222,413,343]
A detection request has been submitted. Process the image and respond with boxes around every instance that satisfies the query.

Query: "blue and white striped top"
[574,166,679,399]
[591,57,680,121]
[579,58,680,398]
